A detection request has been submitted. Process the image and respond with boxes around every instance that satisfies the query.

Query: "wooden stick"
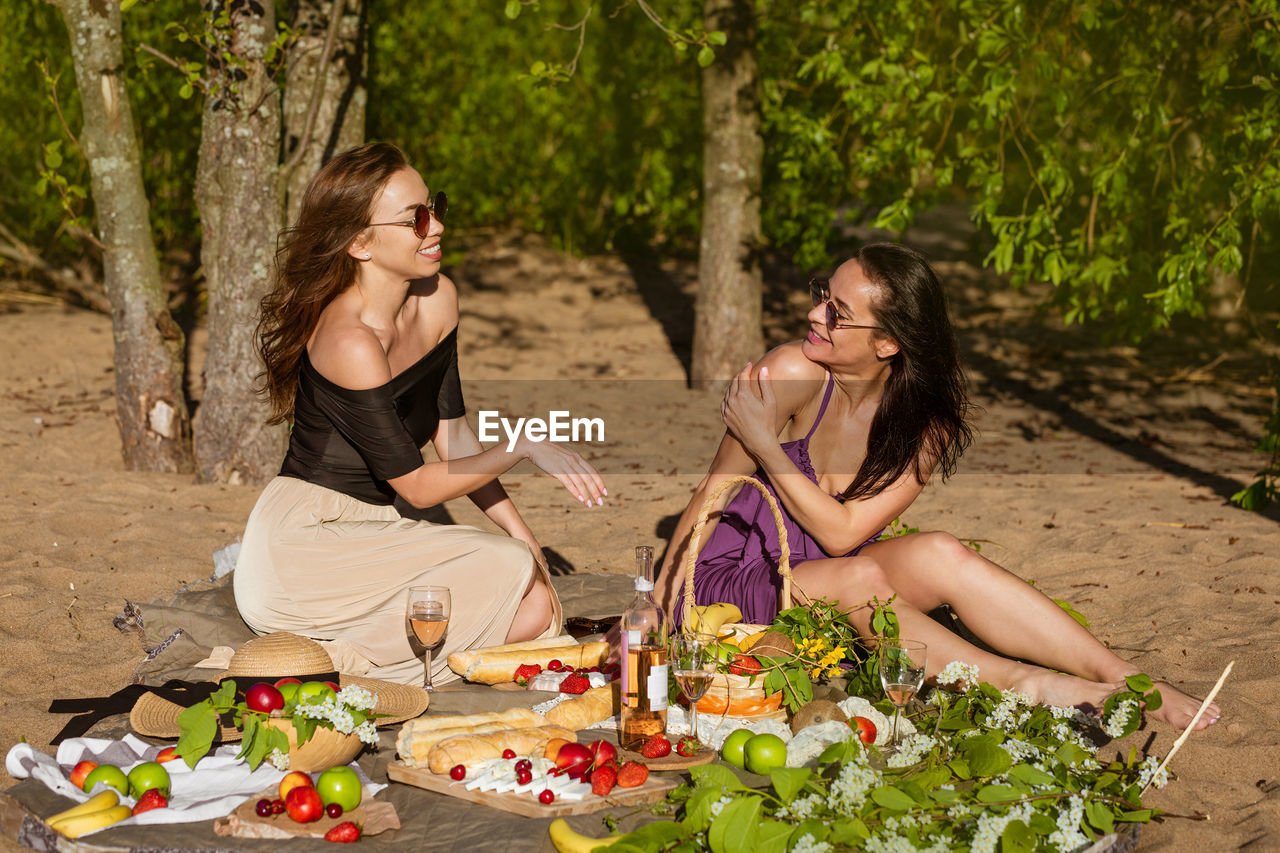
[1141,661,1233,796]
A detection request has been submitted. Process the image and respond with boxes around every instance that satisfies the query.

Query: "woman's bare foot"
[1015,667,1115,713]
[1145,681,1220,730]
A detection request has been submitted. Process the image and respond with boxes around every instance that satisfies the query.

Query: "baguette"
[450,641,610,685]
[544,685,616,730]
[427,725,577,774]
[445,636,572,675]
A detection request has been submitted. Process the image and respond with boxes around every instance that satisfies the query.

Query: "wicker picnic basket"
[681,475,792,719]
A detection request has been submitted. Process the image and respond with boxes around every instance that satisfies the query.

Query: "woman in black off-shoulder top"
[233,142,606,685]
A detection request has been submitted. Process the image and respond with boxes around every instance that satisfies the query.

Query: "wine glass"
[878,638,927,749]
[406,586,451,691]
[670,632,717,747]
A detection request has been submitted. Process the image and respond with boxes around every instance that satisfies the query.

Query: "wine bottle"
[619,545,668,750]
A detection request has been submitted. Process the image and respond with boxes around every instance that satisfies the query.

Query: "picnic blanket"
[1,561,645,852]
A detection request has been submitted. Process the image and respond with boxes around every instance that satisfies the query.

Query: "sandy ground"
[1,228,1278,851]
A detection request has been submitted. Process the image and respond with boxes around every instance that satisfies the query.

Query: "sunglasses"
[369,191,448,239]
[809,278,882,332]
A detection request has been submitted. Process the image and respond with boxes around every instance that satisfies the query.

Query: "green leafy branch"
[33,59,94,239]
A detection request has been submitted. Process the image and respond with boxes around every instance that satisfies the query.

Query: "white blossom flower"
[865,832,917,853]
[791,834,833,853]
[1103,698,1138,738]
[826,751,883,816]
[935,660,980,688]
[336,684,376,711]
[779,793,824,821]
[355,720,378,746]
[886,733,936,767]
[268,747,290,771]
[970,802,1034,853]
[1136,755,1169,789]
[1047,794,1089,850]
[709,795,734,817]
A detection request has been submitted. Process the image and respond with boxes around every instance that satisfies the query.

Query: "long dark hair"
[257,142,410,424]
[841,243,974,500]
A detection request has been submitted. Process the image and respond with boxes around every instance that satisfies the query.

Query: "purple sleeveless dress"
[674,375,881,628]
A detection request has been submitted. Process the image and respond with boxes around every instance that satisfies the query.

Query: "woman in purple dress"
[657,243,1218,730]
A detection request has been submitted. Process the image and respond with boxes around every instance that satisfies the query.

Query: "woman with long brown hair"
[658,243,1219,729]
[234,142,605,685]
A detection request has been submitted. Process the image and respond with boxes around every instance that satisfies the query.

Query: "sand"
[2,228,1278,850]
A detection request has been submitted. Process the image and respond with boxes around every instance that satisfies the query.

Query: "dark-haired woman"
[657,243,1218,729]
[234,142,605,685]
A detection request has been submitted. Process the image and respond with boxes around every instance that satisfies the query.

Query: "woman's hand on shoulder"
[721,344,824,456]
[307,325,392,390]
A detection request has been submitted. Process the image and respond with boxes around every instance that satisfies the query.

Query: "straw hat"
[130,632,429,741]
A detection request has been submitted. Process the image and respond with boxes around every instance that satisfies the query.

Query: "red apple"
[323,681,341,693]
[68,760,97,790]
[245,683,284,714]
[273,677,303,687]
[154,747,178,764]
[587,739,617,769]
[285,785,324,823]
[851,716,877,745]
[553,742,594,779]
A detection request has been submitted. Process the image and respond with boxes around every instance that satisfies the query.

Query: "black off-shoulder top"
[279,327,465,505]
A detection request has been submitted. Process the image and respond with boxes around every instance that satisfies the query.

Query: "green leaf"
[504,0,521,19]
[707,30,727,46]
[869,785,916,812]
[754,819,794,853]
[1124,674,1154,693]
[829,818,869,845]
[1009,764,1056,786]
[689,763,748,792]
[769,767,811,804]
[680,787,720,832]
[961,735,1012,777]
[174,702,217,769]
[1087,800,1116,833]
[707,796,761,853]
[697,46,716,68]
[1001,819,1037,853]
[976,784,1022,803]
[1056,742,1091,767]
[1115,809,1154,822]
[1144,689,1163,712]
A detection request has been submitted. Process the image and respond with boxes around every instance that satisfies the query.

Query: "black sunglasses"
[809,278,882,332]
[369,191,448,239]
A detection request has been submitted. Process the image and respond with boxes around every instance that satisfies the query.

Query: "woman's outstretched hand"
[722,362,778,457]
[518,437,608,508]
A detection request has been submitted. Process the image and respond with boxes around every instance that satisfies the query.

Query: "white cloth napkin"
[5,734,385,836]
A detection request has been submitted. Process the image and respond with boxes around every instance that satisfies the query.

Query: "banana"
[49,804,132,839]
[687,602,741,637]
[45,790,120,825]
[548,818,618,853]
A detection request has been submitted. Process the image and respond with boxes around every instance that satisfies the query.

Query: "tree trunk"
[193,0,287,484]
[692,0,764,389]
[283,0,367,225]
[50,0,193,472]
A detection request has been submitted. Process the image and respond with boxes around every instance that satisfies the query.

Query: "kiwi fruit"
[750,630,796,658]
[790,699,848,734]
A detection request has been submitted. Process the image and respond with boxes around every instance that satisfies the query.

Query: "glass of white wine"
[406,586,450,692]
[670,631,717,747]
[878,638,927,749]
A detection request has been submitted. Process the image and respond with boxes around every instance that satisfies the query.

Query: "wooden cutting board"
[386,761,677,818]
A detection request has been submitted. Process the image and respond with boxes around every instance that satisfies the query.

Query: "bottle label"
[647,662,668,712]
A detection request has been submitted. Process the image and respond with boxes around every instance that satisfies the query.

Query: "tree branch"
[0,221,109,313]
[281,0,346,182]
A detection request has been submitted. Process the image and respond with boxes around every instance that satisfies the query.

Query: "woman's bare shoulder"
[308,311,392,391]
[408,273,460,336]
[758,341,827,382]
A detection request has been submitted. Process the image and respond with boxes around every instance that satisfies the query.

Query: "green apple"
[744,733,787,775]
[82,764,129,796]
[719,728,754,770]
[127,761,171,797]
[315,766,362,812]
[297,681,337,706]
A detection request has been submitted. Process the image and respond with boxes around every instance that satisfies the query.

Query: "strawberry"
[324,821,361,843]
[514,663,542,686]
[675,736,699,757]
[640,734,671,759]
[131,789,168,815]
[559,673,591,694]
[590,763,617,796]
[615,760,649,788]
[728,654,761,677]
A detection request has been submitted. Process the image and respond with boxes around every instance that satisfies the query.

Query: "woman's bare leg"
[791,537,1219,729]
[505,573,554,643]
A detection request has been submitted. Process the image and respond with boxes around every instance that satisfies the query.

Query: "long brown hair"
[841,243,974,500]
[257,142,410,424]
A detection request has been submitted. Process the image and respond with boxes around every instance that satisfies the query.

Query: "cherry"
[326,803,343,819]
[449,764,466,781]
[502,749,517,760]
[255,798,272,818]
[516,768,532,785]
[514,759,532,773]
[547,659,563,672]
[271,799,285,815]
[539,789,555,804]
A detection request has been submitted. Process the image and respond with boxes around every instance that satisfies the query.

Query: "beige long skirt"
[234,477,561,686]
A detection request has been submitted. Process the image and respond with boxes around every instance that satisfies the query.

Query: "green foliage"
[607,674,1169,851]
[367,0,704,254]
